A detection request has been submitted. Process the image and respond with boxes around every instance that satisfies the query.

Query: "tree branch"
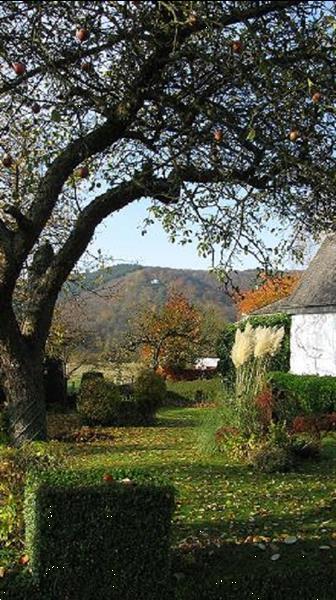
[21,167,181,345]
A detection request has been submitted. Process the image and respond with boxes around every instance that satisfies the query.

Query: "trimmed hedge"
[77,377,122,425]
[77,370,166,426]
[270,371,336,421]
[24,468,175,600]
[217,313,291,382]
[166,377,223,406]
[133,369,167,422]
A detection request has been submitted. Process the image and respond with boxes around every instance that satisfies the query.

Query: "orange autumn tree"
[129,291,202,372]
[235,273,301,316]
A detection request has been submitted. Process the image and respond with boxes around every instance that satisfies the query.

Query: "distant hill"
[63,264,261,352]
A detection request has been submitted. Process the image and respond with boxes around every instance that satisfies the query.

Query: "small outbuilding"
[253,234,336,376]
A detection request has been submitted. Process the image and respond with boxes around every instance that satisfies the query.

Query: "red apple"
[231,40,243,54]
[32,103,41,114]
[213,129,223,143]
[81,62,93,73]
[289,129,300,142]
[312,91,322,103]
[2,153,13,168]
[12,62,26,76]
[77,166,89,178]
[103,473,114,483]
[76,28,89,43]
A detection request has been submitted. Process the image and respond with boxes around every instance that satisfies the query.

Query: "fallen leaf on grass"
[271,554,281,561]
[284,536,298,545]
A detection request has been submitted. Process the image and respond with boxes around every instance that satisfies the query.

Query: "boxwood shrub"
[270,371,336,421]
[217,313,291,383]
[133,369,167,422]
[77,377,122,425]
[24,468,175,600]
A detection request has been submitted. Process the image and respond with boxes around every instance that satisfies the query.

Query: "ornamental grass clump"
[231,323,284,436]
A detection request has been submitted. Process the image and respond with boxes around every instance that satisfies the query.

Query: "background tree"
[0,1,334,444]
[46,301,97,376]
[235,273,301,316]
[129,291,202,372]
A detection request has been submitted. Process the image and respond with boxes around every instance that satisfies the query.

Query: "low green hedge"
[217,314,291,383]
[166,377,223,406]
[24,468,175,600]
[270,371,336,421]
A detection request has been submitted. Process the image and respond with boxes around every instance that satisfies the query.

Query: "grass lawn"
[2,405,336,598]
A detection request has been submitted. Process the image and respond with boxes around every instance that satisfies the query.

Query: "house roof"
[253,233,336,316]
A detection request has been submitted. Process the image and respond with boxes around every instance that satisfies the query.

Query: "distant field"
[68,362,143,388]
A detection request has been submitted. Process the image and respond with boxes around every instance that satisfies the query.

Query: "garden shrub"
[248,421,321,472]
[292,413,336,435]
[217,314,291,382]
[0,442,64,551]
[166,377,223,407]
[270,371,336,420]
[77,377,122,425]
[133,369,167,422]
[249,441,294,473]
[24,468,175,600]
[80,370,104,385]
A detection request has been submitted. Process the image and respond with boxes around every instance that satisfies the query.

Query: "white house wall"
[290,313,336,376]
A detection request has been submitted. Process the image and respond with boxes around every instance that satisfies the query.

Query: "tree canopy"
[235,273,301,315]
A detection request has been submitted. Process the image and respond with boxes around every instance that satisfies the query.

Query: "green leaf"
[51,110,61,123]
[307,78,314,91]
[246,128,256,142]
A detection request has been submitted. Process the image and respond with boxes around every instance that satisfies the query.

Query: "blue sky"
[89,198,311,271]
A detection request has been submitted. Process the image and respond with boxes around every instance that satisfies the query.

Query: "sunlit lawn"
[48,406,336,547]
[2,406,336,598]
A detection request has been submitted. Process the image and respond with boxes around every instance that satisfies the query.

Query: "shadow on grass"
[171,534,336,599]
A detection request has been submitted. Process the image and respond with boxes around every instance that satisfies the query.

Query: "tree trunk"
[1,346,47,446]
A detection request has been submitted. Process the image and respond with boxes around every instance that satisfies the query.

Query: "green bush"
[77,377,122,425]
[217,314,291,382]
[0,442,64,551]
[24,468,175,600]
[166,377,223,406]
[270,371,336,421]
[80,370,104,385]
[133,369,167,422]
[249,442,294,473]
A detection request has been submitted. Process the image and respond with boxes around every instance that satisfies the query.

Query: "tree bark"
[0,305,47,446]
[1,347,47,446]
